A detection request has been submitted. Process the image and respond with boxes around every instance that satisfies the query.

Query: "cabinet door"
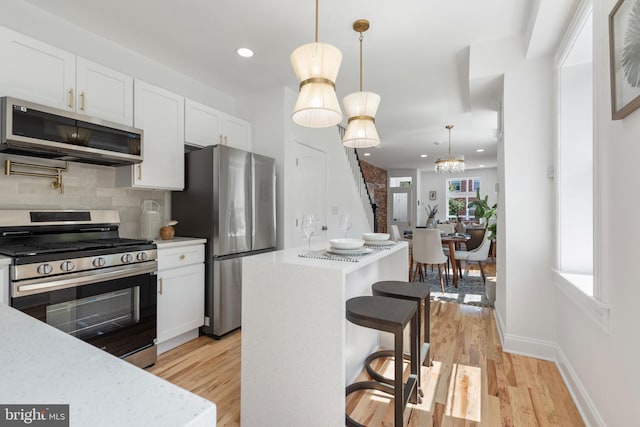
[76,57,133,126]
[157,263,205,343]
[126,80,184,190]
[0,26,75,110]
[222,114,252,151]
[184,98,222,147]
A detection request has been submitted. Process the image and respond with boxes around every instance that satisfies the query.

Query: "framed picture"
[609,0,640,119]
[429,190,437,200]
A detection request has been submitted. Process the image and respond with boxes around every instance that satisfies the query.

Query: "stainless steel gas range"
[0,210,158,368]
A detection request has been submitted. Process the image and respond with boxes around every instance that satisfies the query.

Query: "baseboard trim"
[494,311,605,426]
[554,346,606,427]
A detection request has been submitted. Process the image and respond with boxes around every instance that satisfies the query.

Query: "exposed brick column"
[359,160,387,233]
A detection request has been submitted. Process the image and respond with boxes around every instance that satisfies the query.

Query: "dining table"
[405,232,470,288]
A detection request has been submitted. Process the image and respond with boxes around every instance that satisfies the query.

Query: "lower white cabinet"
[156,240,205,354]
[0,262,9,305]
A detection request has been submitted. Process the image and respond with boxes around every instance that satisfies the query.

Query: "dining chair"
[390,224,402,241]
[411,229,448,292]
[436,223,455,234]
[453,228,492,281]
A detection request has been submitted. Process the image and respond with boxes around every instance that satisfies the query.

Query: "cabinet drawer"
[157,244,204,270]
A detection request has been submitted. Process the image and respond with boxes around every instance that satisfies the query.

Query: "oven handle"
[13,261,157,297]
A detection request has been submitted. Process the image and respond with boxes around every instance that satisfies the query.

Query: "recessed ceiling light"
[237,48,254,58]
[478,164,485,168]
[363,152,371,156]
[420,154,427,158]
[476,148,485,152]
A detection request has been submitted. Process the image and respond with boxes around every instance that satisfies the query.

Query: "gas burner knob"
[121,253,134,263]
[136,252,148,262]
[60,261,75,272]
[93,257,106,268]
[37,264,53,275]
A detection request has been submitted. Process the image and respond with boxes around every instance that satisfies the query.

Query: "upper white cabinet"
[75,57,133,125]
[0,26,75,110]
[0,26,133,126]
[116,80,184,190]
[185,98,252,151]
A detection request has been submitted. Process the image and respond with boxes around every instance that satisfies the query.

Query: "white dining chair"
[436,223,455,234]
[453,228,492,281]
[390,224,402,241]
[411,229,448,292]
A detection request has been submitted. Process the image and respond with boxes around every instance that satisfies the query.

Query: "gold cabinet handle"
[180,255,186,260]
[80,92,86,111]
[158,277,163,295]
[68,88,74,109]
[137,164,143,180]
[224,136,228,145]
[219,134,223,144]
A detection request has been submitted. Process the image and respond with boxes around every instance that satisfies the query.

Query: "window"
[446,177,480,220]
[557,9,593,295]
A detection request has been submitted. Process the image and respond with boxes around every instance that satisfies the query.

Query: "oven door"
[10,262,157,367]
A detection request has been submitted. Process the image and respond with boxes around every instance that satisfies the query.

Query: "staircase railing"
[338,126,377,231]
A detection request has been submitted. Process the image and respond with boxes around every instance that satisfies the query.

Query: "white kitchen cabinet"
[0,25,75,110]
[0,26,133,126]
[185,98,252,151]
[156,240,205,354]
[116,80,184,190]
[75,57,133,125]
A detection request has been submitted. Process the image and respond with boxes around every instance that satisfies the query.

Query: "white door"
[296,142,327,246]
[388,187,412,234]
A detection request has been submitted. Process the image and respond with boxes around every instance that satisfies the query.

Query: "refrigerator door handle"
[251,155,256,249]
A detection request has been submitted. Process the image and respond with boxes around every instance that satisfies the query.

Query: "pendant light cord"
[315,0,319,42]
[359,33,364,91]
[447,125,453,157]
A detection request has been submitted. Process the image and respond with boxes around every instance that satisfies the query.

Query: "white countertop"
[0,304,216,427]
[243,240,408,274]
[154,237,206,248]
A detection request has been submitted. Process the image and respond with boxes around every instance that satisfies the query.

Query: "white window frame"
[553,0,609,332]
[446,177,480,220]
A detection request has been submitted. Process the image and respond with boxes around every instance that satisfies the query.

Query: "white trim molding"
[555,345,607,427]
[553,270,610,333]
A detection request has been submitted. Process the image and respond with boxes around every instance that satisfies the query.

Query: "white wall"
[417,168,498,226]
[498,55,557,356]
[552,1,640,425]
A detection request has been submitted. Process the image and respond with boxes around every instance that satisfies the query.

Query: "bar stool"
[369,281,430,397]
[345,295,419,427]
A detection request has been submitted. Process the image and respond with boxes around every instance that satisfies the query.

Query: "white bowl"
[362,233,390,241]
[329,238,365,250]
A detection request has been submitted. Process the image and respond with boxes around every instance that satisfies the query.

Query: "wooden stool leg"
[437,264,445,293]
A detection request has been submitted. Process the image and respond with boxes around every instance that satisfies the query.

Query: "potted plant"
[467,189,490,223]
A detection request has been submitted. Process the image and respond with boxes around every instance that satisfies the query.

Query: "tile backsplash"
[0,154,168,238]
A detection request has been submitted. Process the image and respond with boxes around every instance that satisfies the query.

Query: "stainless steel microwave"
[0,97,143,166]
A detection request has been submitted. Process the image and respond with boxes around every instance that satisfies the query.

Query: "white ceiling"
[22,0,541,171]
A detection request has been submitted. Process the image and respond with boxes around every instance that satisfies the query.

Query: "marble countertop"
[154,237,206,248]
[0,255,11,266]
[0,304,216,427]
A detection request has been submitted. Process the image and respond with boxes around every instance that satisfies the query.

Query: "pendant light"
[342,19,381,148]
[290,0,343,128]
[434,125,465,174]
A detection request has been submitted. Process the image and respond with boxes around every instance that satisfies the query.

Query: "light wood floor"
[150,285,583,426]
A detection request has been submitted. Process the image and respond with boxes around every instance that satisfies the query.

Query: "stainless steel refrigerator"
[172,145,276,337]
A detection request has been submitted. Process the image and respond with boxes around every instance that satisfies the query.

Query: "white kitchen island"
[241,241,408,427]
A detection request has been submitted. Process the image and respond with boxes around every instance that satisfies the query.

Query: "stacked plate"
[327,238,372,255]
[362,233,395,247]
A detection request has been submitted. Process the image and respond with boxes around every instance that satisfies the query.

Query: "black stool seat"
[346,295,417,333]
[345,296,419,427]
[370,281,431,398]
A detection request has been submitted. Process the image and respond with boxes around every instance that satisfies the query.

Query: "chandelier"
[434,125,465,174]
[290,0,343,128]
[342,19,381,148]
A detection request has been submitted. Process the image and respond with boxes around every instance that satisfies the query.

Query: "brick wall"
[359,160,387,233]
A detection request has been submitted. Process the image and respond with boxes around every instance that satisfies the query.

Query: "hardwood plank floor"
[150,293,583,426]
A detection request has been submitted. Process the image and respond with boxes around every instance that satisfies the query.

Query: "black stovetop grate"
[0,238,154,257]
